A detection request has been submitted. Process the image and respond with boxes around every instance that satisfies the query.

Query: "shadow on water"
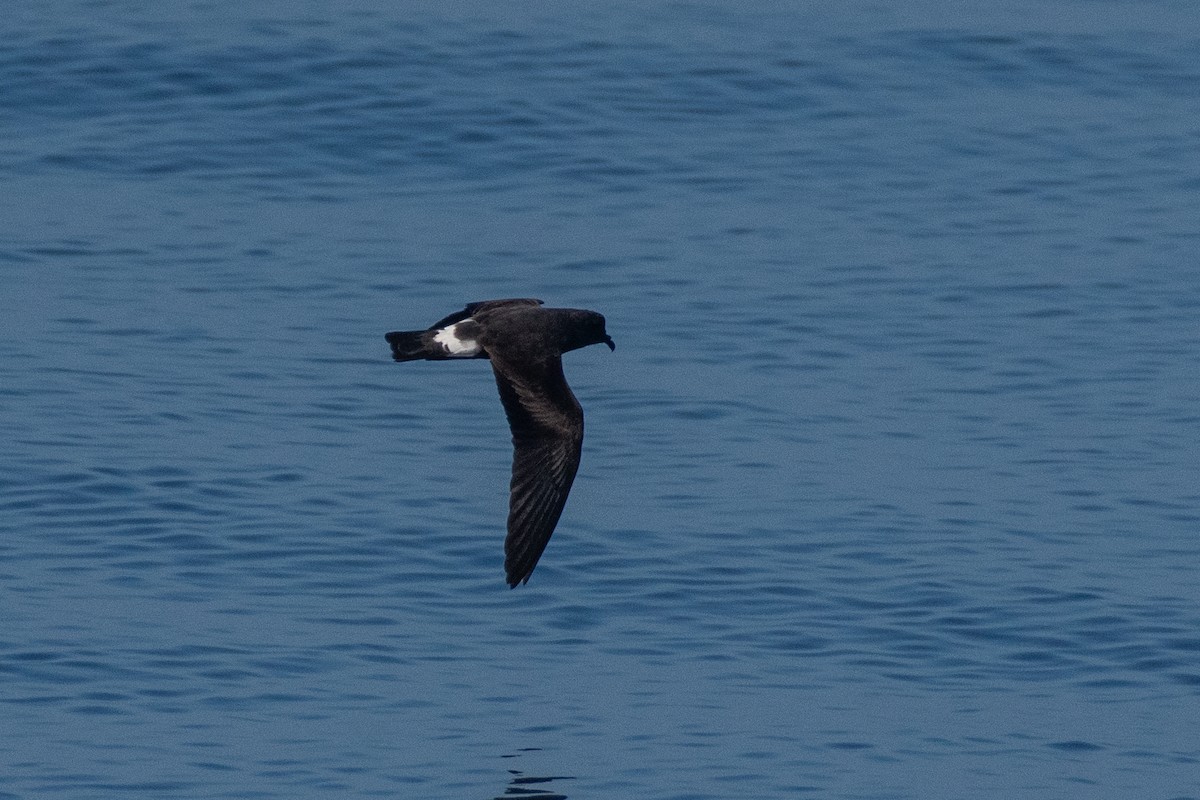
[494,750,574,800]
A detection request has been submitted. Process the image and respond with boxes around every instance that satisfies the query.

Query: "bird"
[385,298,614,587]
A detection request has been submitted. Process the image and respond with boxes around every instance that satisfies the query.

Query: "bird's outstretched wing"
[488,351,583,587]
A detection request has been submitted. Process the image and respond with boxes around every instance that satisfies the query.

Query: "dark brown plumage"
[385,299,614,587]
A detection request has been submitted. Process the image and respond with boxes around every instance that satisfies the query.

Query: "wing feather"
[489,352,583,587]
[429,298,543,331]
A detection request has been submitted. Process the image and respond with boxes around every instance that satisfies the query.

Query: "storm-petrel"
[385,298,614,587]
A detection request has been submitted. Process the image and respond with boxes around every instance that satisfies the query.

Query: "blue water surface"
[3,2,1200,798]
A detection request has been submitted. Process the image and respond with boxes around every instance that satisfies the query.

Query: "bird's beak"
[604,336,615,351]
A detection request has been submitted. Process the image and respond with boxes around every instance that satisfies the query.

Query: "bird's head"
[562,309,615,353]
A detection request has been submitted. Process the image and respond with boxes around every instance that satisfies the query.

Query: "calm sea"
[3,2,1199,798]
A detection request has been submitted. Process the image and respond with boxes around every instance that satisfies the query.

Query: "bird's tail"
[385,330,430,362]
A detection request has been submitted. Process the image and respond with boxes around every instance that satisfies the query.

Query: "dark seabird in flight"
[385,298,614,587]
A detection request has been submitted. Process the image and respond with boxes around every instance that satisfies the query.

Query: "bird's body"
[385,299,614,587]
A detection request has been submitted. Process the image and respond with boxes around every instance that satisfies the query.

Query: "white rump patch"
[433,321,482,357]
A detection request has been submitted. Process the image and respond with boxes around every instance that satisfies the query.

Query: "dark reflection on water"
[493,750,573,799]
[494,780,571,800]
[495,773,573,798]
[4,1,1200,799]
